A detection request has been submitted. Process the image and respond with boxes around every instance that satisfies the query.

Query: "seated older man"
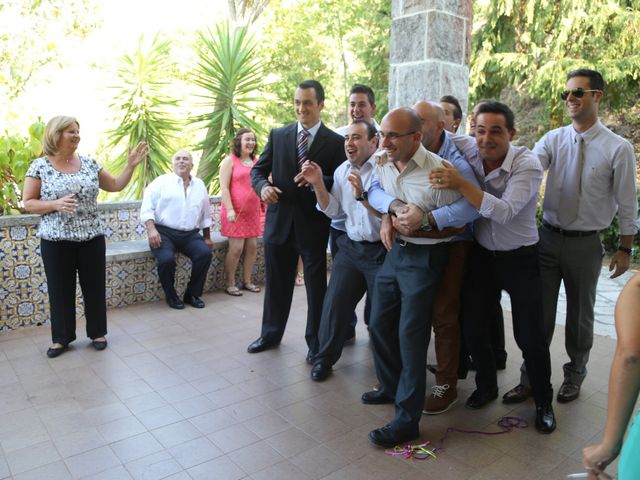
[140,150,213,309]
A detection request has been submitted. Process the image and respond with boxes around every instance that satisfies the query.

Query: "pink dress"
[221,154,263,238]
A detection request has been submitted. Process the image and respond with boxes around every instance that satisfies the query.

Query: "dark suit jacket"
[251,122,346,246]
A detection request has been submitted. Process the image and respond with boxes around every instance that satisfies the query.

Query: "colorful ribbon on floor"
[384,416,528,461]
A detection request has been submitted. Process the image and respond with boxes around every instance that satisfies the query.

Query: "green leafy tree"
[255,0,390,129]
[471,0,640,128]
[105,34,182,200]
[0,0,100,127]
[0,121,45,215]
[193,22,265,192]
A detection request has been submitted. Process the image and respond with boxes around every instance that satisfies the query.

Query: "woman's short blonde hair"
[43,116,80,156]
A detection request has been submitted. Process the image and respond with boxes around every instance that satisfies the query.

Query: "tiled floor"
[0,268,633,480]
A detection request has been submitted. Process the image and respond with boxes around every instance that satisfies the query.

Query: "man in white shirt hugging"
[140,150,213,310]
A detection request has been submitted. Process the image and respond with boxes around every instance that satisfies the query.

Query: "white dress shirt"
[374,144,462,245]
[140,173,212,231]
[319,155,381,242]
[533,120,638,234]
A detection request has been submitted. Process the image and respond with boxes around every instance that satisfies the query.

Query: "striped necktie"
[296,129,310,169]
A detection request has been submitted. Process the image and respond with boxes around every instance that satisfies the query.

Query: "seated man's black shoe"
[247,337,276,353]
[166,296,185,310]
[361,390,394,405]
[426,364,437,375]
[465,388,498,409]
[183,294,205,308]
[368,425,419,448]
[310,363,331,382]
[535,404,556,434]
[502,384,532,404]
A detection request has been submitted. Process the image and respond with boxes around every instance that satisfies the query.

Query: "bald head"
[379,108,423,165]
[413,101,446,153]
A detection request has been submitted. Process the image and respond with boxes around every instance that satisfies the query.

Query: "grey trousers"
[520,225,603,386]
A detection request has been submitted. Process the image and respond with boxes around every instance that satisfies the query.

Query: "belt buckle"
[397,238,408,247]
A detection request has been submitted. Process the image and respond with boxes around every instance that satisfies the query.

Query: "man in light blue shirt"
[300,120,384,382]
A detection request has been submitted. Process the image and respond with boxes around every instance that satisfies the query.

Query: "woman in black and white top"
[22,115,148,358]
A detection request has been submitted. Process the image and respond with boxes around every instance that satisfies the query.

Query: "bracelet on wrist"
[618,246,632,255]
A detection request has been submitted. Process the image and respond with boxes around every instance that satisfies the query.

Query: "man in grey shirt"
[503,68,638,405]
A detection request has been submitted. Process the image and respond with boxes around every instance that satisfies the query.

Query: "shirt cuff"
[478,193,496,218]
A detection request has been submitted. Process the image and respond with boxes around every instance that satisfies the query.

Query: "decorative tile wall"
[0,198,265,331]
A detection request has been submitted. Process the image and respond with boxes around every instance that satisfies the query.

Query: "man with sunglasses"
[503,69,638,406]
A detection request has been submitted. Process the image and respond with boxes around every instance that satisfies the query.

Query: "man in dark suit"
[247,80,346,360]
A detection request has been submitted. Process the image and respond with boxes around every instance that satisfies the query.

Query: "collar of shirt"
[439,131,457,161]
[170,172,192,186]
[297,121,321,137]
[348,154,376,175]
[571,118,603,144]
[481,145,516,181]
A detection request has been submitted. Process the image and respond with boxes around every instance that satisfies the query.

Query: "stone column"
[389,0,473,116]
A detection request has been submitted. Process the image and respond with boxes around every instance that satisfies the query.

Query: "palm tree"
[193,22,265,192]
[105,34,182,199]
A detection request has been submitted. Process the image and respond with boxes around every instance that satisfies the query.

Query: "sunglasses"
[560,88,602,100]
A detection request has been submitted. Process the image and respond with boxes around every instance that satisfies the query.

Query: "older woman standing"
[219,128,263,296]
[22,116,148,358]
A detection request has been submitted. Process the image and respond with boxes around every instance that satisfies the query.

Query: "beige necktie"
[557,133,584,225]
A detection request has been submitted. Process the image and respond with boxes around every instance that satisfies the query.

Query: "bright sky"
[23,0,228,155]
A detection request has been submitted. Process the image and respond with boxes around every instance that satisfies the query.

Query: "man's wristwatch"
[356,191,368,202]
[420,211,433,232]
[618,246,633,255]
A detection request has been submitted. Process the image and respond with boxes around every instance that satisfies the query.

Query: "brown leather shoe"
[502,384,532,404]
[557,381,580,403]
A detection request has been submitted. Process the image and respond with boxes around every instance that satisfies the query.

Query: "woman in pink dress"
[220,128,263,296]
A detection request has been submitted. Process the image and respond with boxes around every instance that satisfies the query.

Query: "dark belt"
[395,238,442,248]
[542,221,598,238]
[478,244,537,257]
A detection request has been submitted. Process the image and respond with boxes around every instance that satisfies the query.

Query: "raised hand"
[127,141,149,168]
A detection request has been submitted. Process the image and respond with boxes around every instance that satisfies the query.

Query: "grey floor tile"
[5,440,61,475]
[11,460,72,480]
[168,436,224,469]
[64,446,121,479]
[109,432,164,464]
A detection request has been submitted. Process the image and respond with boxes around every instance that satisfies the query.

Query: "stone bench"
[104,234,235,309]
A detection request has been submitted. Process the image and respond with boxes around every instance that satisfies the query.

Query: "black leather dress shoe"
[535,404,556,433]
[361,390,394,405]
[166,296,185,310]
[465,388,498,409]
[502,384,532,404]
[183,294,205,308]
[247,337,276,354]
[46,345,67,358]
[368,425,419,448]
[306,351,315,364]
[426,363,437,375]
[310,363,331,381]
[557,381,580,403]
